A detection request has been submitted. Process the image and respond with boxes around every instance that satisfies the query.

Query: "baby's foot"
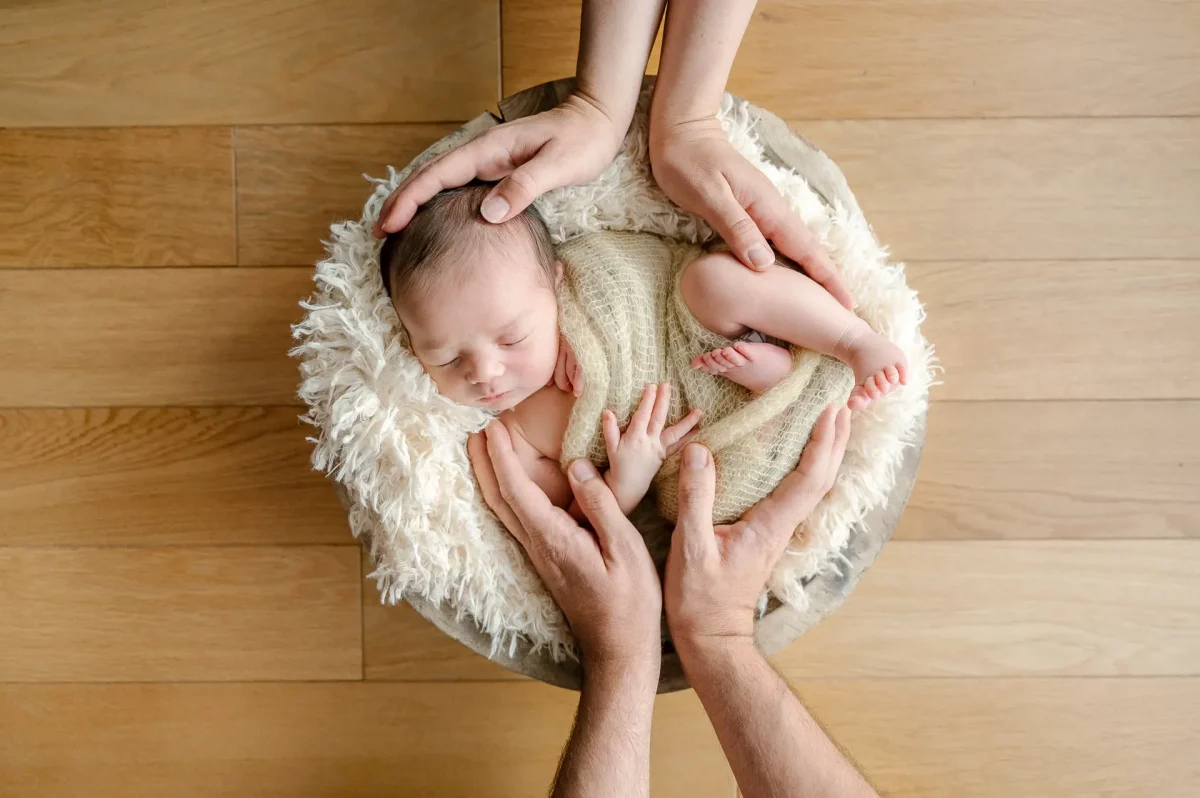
[841,324,908,410]
[691,341,793,393]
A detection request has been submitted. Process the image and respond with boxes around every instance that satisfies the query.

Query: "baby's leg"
[679,251,908,409]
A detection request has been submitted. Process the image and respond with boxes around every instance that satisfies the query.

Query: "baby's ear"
[554,259,564,287]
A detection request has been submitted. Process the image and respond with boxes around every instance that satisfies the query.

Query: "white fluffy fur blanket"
[291,86,935,661]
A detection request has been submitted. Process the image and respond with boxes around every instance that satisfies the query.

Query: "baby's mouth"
[479,389,512,404]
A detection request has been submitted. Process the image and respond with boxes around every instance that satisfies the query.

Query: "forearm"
[678,638,878,798]
[552,659,660,798]
[651,0,758,126]
[576,0,668,131]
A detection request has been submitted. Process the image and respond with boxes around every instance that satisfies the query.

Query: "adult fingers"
[375,133,513,235]
[741,405,842,545]
[673,443,718,558]
[697,177,777,273]
[481,145,574,224]
[565,459,639,560]
[483,422,560,540]
[825,406,852,492]
[742,182,856,310]
[466,431,530,549]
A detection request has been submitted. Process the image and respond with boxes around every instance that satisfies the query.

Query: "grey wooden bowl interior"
[346,76,927,693]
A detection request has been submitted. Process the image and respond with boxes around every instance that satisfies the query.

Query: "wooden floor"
[1,1,1198,796]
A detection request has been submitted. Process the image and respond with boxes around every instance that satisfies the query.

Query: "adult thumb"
[566,459,635,556]
[481,156,565,224]
[674,444,718,551]
[702,186,776,272]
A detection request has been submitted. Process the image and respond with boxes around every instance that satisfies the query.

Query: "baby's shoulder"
[505,386,574,460]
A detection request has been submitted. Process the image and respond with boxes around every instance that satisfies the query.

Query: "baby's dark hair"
[379,180,557,301]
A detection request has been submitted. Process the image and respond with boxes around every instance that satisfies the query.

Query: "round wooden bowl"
[357,77,926,693]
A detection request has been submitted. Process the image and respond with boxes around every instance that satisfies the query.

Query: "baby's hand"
[603,383,704,505]
[551,336,584,398]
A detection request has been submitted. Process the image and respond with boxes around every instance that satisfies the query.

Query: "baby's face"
[396,242,562,413]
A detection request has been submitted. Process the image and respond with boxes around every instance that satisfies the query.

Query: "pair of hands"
[372,91,854,311]
[471,403,851,671]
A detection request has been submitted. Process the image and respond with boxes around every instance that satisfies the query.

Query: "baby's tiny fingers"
[601,410,621,457]
[648,383,672,433]
[629,383,657,433]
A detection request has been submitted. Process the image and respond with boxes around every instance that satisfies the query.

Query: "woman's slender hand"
[648,118,855,310]
[373,93,626,236]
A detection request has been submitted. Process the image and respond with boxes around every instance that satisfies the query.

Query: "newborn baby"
[380,182,906,524]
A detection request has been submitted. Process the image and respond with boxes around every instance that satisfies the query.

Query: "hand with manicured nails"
[647,117,855,311]
[664,403,852,649]
[373,94,626,238]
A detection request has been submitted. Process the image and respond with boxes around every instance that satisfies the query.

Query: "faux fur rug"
[291,86,936,661]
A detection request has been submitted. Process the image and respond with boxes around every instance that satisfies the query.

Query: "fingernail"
[570,459,597,482]
[684,444,708,469]
[747,243,774,268]
[481,196,509,223]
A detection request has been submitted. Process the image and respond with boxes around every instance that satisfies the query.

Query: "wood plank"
[0,268,312,406]
[235,124,458,266]
[0,128,234,268]
[773,541,1200,678]
[0,682,734,798]
[0,0,499,127]
[899,402,1200,539]
[0,546,361,682]
[501,0,663,96]
[502,0,1200,118]
[794,678,1199,798]
[800,118,1200,262]
[911,260,1200,400]
[0,408,347,547]
[364,592,525,682]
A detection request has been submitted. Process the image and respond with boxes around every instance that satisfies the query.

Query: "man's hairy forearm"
[678,639,879,798]
[651,0,758,125]
[552,660,660,798]
[576,0,668,130]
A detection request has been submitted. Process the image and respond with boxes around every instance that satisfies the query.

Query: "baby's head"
[380,181,562,412]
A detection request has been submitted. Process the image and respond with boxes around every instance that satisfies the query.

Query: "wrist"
[672,631,758,674]
[567,86,633,151]
[582,649,662,693]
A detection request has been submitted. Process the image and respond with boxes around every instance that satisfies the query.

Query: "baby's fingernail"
[747,243,773,268]
[684,444,708,469]
[481,196,509,223]
[570,460,597,482]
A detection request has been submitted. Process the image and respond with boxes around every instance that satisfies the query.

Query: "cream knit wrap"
[556,230,855,525]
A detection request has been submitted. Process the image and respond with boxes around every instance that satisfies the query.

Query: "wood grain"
[0,683,734,798]
[0,268,313,407]
[800,118,1200,262]
[0,408,346,547]
[900,401,1200,539]
[0,546,361,682]
[235,124,458,266]
[0,0,499,127]
[502,0,1200,118]
[364,587,525,682]
[911,261,1200,400]
[773,540,1200,678]
[795,678,1199,798]
[0,128,234,268]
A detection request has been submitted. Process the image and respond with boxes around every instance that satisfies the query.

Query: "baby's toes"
[848,385,870,410]
[885,365,900,386]
[732,341,757,362]
[714,348,742,369]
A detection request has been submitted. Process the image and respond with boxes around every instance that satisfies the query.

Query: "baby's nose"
[467,356,504,384]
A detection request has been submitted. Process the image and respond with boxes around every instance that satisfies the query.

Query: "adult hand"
[664,404,852,648]
[648,117,855,310]
[374,93,626,237]
[468,421,662,672]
